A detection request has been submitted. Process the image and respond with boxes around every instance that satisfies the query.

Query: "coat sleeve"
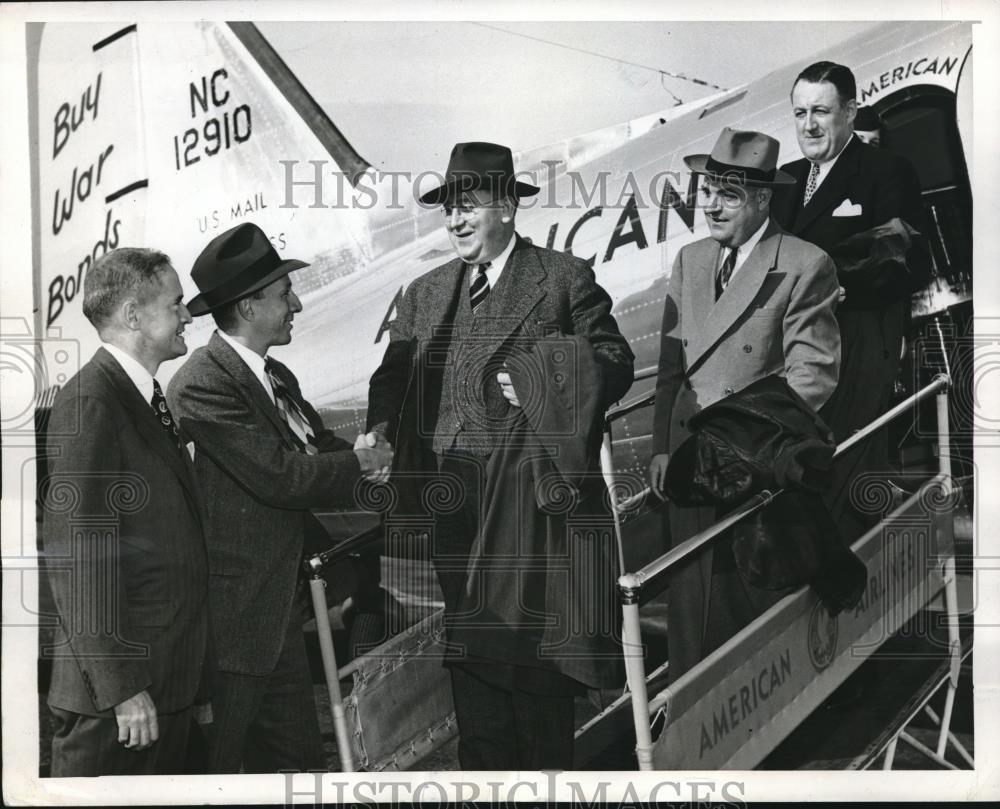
[171,371,361,510]
[782,250,841,411]
[567,263,635,408]
[872,153,931,297]
[366,281,418,438]
[651,250,686,455]
[43,395,152,712]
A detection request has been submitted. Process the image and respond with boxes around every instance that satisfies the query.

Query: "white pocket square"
[186,441,196,461]
[832,199,863,217]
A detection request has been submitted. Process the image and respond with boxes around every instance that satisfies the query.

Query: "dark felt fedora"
[854,105,883,131]
[186,223,308,316]
[684,127,796,187]
[418,141,540,206]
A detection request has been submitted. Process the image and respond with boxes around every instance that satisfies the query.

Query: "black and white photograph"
[1,0,997,803]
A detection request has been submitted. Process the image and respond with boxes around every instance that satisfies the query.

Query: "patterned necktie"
[150,379,181,448]
[265,358,318,455]
[716,247,738,300]
[469,261,492,312]
[803,161,820,206]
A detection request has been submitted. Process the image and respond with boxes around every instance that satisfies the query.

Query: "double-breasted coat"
[651,221,841,680]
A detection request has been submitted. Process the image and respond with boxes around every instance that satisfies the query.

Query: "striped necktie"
[803,161,820,206]
[265,359,318,455]
[716,247,738,300]
[469,261,492,312]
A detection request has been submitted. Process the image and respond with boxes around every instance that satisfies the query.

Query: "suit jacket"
[772,135,929,308]
[650,222,841,681]
[366,237,634,685]
[43,348,209,716]
[652,221,841,457]
[168,333,361,675]
[367,234,635,487]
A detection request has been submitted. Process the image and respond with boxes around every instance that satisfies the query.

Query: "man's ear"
[844,98,858,127]
[120,297,141,331]
[500,196,517,224]
[237,296,255,322]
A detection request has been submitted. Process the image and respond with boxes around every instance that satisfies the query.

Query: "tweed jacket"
[651,221,841,456]
[43,348,210,716]
[367,235,635,469]
[168,332,361,675]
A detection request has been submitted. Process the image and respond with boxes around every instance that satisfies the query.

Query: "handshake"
[353,430,393,483]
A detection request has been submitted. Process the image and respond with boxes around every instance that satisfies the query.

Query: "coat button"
[724,387,734,395]
[743,344,752,353]
[682,339,688,347]
[679,419,686,428]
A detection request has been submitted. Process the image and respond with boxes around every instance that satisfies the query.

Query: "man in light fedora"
[367,141,634,769]
[168,222,391,772]
[648,127,842,681]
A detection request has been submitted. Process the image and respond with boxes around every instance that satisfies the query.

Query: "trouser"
[449,662,577,770]
[207,617,325,773]
[432,450,581,769]
[49,704,193,777]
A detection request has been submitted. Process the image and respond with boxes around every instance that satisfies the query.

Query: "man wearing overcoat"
[648,128,842,681]
[367,141,634,769]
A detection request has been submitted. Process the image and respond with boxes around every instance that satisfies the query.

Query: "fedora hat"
[418,141,540,206]
[186,223,308,316]
[853,105,883,131]
[684,127,795,187]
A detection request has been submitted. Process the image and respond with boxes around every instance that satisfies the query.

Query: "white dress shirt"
[216,329,275,404]
[102,343,155,404]
[473,231,518,289]
[808,133,854,196]
[718,216,770,284]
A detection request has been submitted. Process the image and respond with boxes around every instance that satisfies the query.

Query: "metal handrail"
[619,373,950,591]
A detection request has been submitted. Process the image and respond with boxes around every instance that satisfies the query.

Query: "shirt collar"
[470,232,517,287]
[102,343,155,404]
[719,216,770,270]
[216,329,274,402]
[811,133,854,178]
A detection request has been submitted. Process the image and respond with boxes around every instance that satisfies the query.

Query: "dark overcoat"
[773,135,929,539]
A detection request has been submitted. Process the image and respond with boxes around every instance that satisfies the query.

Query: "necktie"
[716,247,738,300]
[803,161,820,205]
[151,379,181,448]
[265,359,319,455]
[469,261,492,312]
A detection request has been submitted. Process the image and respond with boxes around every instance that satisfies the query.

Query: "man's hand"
[496,371,521,408]
[355,431,393,482]
[113,689,159,751]
[649,453,670,500]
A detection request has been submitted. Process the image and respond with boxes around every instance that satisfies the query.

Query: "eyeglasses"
[440,198,507,219]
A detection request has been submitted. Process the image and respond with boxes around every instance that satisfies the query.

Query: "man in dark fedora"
[648,127,842,681]
[853,105,885,148]
[168,222,392,772]
[367,141,634,768]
